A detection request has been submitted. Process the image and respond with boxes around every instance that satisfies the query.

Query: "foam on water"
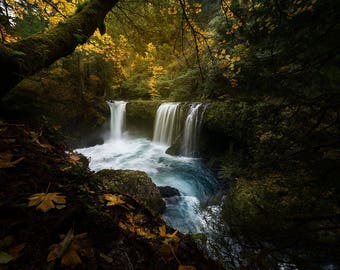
[76,135,217,233]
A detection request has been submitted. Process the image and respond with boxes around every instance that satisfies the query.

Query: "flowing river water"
[76,101,218,233]
[75,101,338,270]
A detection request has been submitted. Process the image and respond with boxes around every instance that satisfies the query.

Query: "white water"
[107,100,127,139]
[153,102,181,146]
[181,103,207,157]
[76,137,217,233]
[76,101,217,233]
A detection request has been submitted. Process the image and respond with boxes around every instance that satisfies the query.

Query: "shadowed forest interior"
[0,0,339,269]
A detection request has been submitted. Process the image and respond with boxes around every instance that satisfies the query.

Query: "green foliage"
[204,96,340,267]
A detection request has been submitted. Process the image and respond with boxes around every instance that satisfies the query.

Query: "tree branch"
[0,0,119,99]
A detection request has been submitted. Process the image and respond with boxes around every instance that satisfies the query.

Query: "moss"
[126,100,163,122]
[94,169,165,216]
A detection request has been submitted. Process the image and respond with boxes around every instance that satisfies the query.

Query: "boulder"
[158,186,181,198]
[95,169,165,215]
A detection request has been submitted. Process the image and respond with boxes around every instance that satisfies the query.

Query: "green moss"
[94,169,165,216]
[126,100,163,122]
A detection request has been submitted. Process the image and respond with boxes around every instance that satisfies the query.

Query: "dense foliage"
[1,0,339,269]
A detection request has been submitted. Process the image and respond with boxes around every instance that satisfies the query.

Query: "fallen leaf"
[68,154,81,165]
[159,225,179,241]
[47,230,92,266]
[28,192,66,212]
[61,248,82,266]
[0,151,24,169]
[104,194,125,206]
[47,229,74,262]
[119,214,156,239]
[36,139,54,150]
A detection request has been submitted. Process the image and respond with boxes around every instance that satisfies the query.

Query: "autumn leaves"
[0,151,25,169]
[25,189,196,269]
[28,192,66,212]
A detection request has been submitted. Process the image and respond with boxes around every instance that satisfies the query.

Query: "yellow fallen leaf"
[159,225,179,241]
[47,230,92,266]
[61,247,82,266]
[104,194,125,206]
[68,154,81,165]
[36,139,54,150]
[28,192,66,212]
[0,151,24,169]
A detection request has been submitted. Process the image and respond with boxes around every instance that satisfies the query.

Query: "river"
[76,101,218,233]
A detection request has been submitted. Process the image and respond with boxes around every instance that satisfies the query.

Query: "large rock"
[158,186,181,198]
[95,169,165,216]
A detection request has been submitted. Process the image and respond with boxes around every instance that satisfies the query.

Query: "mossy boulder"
[94,169,165,216]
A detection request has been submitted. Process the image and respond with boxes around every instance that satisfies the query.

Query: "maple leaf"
[119,213,156,239]
[159,225,179,241]
[104,194,125,206]
[47,230,92,266]
[68,154,82,165]
[0,151,24,169]
[28,192,66,212]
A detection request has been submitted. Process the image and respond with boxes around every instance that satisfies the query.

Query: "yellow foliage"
[28,192,66,212]
[104,194,125,206]
[119,213,156,239]
[159,225,179,241]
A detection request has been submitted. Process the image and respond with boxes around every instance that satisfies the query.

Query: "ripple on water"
[76,136,218,233]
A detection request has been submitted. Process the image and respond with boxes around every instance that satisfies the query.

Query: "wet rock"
[95,169,165,216]
[158,186,181,198]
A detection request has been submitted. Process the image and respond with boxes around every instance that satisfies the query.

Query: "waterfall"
[181,103,207,157]
[153,102,181,146]
[107,100,127,140]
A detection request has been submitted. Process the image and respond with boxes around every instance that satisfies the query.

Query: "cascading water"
[107,100,127,139]
[153,102,181,146]
[181,103,207,157]
[76,101,218,234]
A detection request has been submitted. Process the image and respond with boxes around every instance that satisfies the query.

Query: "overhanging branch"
[0,0,119,99]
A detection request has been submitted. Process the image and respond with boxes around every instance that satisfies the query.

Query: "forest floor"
[0,121,221,270]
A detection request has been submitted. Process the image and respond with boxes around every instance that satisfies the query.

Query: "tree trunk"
[0,0,119,100]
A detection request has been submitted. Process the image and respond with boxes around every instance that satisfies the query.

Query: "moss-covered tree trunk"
[0,0,119,99]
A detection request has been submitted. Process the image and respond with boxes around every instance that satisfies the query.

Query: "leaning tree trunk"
[0,0,119,99]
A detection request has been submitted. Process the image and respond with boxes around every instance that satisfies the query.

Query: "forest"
[0,0,339,269]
